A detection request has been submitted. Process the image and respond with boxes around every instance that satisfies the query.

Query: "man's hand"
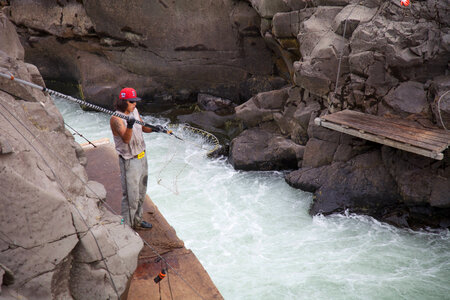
[127,117,136,129]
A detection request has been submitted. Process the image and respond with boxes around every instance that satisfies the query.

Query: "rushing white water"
[56,99,450,300]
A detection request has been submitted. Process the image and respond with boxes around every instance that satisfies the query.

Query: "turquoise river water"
[55,99,450,300]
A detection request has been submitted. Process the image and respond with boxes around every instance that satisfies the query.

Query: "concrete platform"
[82,139,223,300]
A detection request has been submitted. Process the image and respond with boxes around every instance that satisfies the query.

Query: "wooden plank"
[341,110,450,142]
[322,114,446,152]
[315,118,444,160]
[326,113,449,150]
[323,111,450,147]
[342,109,450,139]
[339,113,450,151]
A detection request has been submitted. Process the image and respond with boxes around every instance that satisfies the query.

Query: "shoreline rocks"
[0,13,143,298]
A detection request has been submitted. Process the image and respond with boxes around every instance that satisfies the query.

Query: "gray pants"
[119,155,148,227]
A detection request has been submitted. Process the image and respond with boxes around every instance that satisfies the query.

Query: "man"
[110,87,159,229]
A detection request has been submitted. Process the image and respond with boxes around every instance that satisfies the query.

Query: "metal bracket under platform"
[314,110,450,160]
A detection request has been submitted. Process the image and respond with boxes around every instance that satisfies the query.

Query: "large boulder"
[229,127,304,170]
[286,151,401,218]
[235,88,289,127]
[0,17,142,299]
[383,81,430,116]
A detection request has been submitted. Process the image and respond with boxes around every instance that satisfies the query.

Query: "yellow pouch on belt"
[137,151,145,159]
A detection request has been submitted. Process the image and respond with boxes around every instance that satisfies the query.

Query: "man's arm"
[110,116,133,144]
[142,122,153,133]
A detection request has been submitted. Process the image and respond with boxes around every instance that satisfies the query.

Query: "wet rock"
[287,151,401,216]
[229,128,303,170]
[197,93,236,115]
[381,146,450,207]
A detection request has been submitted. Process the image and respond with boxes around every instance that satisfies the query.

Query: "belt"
[120,150,145,160]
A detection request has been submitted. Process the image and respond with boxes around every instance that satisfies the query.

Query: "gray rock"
[197,93,236,115]
[0,25,143,298]
[282,0,309,11]
[313,0,350,6]
[235,88,289,127]
[177,110,237,140]
[381,146,450,207]
[307,113,342,143]
[229,128,302,170]
[294,61,332,97]
[302,138,338,168]
[8,0,277,105]
[247,0,290,18]
[430,177,450,208]
[0,136,13,154]
[333,5,377,38]
[272,10,315,38]
[85,180,107,201]
[0,12,24,60]
[298,7,343,57]
[288,151,401,216]
[384,81,429,115]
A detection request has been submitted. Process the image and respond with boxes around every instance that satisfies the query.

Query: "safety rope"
[0,103,121,299]
[334,3,360,95]
[64,121,97,147]
[0,94,207,299]
[437,90,449,131]
[166,261,174,300]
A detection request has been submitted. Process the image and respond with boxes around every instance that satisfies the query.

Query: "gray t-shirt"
[113,108,146,159]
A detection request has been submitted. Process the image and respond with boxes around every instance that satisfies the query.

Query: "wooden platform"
[315,110,450,160]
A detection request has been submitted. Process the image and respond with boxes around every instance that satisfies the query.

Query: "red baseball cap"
[119,87,141,101]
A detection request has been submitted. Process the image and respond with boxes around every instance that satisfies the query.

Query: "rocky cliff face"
[229,0,450,228]
[0,12,142,299]
[3,0,449,231]
[5,0,286,108]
